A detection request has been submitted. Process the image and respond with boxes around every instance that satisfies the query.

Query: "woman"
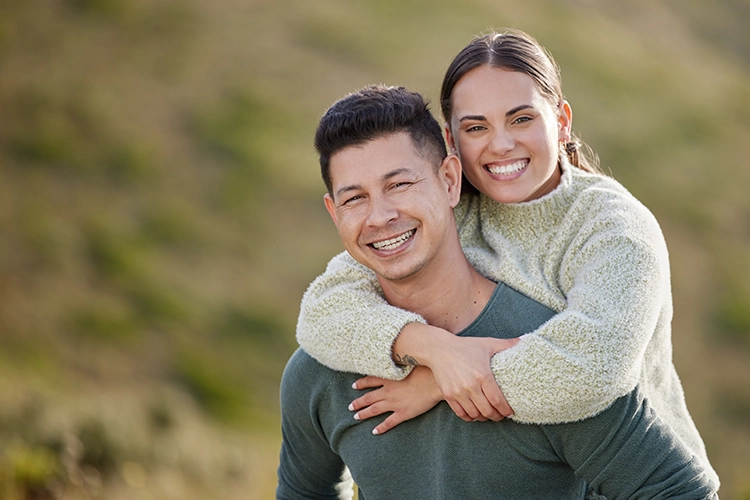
[296,29,717,483]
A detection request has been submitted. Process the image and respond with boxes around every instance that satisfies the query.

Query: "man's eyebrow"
[457,104,534,123]
[381,167,413,181]
[334,183,361,200]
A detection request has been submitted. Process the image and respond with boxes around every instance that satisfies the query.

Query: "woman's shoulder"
[567,168,666,247]
[570,168,656,220]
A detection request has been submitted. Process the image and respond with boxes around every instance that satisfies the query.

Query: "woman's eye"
[466,125,485,132]
[512,116,532,125]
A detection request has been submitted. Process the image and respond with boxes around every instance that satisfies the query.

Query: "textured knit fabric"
[280,283,719,499]
[296,160,718,486]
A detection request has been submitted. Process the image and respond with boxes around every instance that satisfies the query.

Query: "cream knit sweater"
[297,160,718,484]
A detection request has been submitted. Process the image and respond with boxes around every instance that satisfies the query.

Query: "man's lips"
[369,229,416,251]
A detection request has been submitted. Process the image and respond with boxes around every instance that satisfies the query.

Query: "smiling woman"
[448,66,566,203]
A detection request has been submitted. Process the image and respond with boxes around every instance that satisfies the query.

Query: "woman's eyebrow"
[506,104,533,116]
[457,104,534,123]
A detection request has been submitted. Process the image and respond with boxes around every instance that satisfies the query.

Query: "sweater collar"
[478,158,590,233]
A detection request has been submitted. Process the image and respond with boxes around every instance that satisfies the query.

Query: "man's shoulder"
[463,282,557,339]
[492,282,556,317]
[281,348,355,395]
[283,348,329,381]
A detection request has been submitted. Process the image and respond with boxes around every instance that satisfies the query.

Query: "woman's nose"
[488,128,514,155]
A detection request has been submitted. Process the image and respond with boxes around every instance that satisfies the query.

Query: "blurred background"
[0,0,749,498]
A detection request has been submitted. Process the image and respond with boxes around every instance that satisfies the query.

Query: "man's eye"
[343,195,362,205]
[512,116,532,125]
[393,182,412,189]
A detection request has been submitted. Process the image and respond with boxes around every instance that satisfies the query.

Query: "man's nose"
[366,197,398,227]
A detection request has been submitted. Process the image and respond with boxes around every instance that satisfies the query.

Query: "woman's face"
[447,65,571,204]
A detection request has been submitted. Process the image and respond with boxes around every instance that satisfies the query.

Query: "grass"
[0,0,749,497]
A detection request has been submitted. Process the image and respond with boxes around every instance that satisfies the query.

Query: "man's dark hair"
[315,84,447,195]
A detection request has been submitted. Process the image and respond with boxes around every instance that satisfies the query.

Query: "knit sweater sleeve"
[485,191,671,424]
[295,251,425,380]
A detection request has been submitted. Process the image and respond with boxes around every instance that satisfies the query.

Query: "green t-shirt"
[278,283,717,499]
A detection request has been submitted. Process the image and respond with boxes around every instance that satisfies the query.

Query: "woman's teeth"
[487,160,527,175]
[372,230,415,250]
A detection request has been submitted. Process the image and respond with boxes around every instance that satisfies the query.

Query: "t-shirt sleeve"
[295,251,424,380]
[276,350,356,500]
[542,387,719,499]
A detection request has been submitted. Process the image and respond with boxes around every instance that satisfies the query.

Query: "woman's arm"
[296,251,424,380]
[485,209,671,423]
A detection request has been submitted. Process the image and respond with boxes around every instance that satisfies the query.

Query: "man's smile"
[369,229,416,251]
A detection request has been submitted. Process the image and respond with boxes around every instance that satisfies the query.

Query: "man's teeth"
[372,230,415,250]
[487,160,527,175]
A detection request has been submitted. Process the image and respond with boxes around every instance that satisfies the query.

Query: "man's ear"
[439,155,462,208]
[323,193,338,225]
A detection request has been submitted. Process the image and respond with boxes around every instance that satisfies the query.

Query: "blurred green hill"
[0,0,749,498]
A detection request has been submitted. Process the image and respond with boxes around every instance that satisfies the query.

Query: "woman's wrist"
[392,323,456,368]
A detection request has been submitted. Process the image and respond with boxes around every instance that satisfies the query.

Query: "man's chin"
[373,262,425,283]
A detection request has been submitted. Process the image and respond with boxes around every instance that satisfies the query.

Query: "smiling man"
[275,85,718,500]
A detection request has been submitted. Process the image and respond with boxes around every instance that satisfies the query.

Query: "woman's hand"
[349,366,443,435]
[429,335,519,422]
[392,323,520,422]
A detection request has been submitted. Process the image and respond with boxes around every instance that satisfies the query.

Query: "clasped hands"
[349,326,520,435]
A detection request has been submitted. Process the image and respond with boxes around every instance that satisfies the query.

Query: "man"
[276,85,717,499]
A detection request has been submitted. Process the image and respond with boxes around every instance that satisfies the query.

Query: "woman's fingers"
[353,401,390,421]
[352,375,386,390]
[371,412,409,435]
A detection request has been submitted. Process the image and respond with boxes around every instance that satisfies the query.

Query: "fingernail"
[348,403,354,411]
[353,413,360,420]
[352,382,357,389]
[372,428,379,435]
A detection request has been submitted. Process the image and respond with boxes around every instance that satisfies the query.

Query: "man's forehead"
[328,133,426,189]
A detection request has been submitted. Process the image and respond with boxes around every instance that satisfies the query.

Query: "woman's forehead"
[451,66,549,117]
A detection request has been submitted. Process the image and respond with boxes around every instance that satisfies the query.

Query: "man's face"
[324,132,460,283]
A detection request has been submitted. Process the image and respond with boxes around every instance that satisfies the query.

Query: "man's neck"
[378,255,496,334]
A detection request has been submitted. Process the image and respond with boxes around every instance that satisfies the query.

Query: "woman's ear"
[558,100,572,143]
